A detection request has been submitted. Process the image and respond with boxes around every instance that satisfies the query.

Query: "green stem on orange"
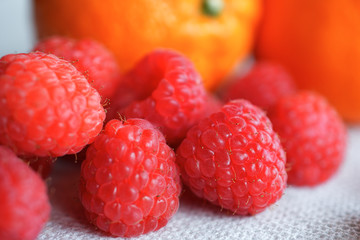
[202,0,224,17]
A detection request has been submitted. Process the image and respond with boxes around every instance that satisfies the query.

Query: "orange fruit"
[33,0,261,90]
[256,0,360,122]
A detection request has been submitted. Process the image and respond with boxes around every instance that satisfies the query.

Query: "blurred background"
[3,0,360,123]
[0,0,35,56]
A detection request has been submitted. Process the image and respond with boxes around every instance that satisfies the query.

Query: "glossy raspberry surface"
[176,100,287,215]
[79,119,181,238]
[33,36,121,100]
[0,52,106,157]
[224,61,296,110]
[0,145,50,240]
[268,91,346,186]
[108,49,206,146]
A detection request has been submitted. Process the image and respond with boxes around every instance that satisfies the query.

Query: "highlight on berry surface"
[79,118,181,238]
[176,99,287,215]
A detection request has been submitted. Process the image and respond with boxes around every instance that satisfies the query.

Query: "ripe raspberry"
[108,49,206,146]
[223,61,296,109]
[204,93,223,117]
[33,36,121,100]
[0,145,50,240]
[79,119,181,238]
[176,100,287,215]
[268,91,346,186]
[21,155,54,179]
[0,52,105,157]
[62,146,88,164]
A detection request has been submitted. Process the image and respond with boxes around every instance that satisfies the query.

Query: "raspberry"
[0,146,50,240]
[176,100,287,215]
[79,119,181,238]
[223,61,296,110]
[33,36,121,100]
[268,91,346,186]
[0,52,105,157]
[21,155,54,179]
[204,93,223,117]
[62,146,88,164]
[108,49,206,146]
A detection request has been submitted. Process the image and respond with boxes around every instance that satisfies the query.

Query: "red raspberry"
[176,100,287,215]
[79,119,181,238]
[0,145,50,240]
[204,93,223,117]
[0,52,105,157]
[223,61,296,110]
[62,146,88,164]
[108,49,206,146]
[268,91,346,186]
[33,36,121,100]
[21,155,54,179]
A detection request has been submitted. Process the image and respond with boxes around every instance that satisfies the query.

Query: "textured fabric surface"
[38,127,360,240]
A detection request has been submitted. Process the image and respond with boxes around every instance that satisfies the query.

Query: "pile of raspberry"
[0,37,346,239]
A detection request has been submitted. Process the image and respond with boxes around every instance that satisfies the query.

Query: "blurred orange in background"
[33,0,261,91]
[256,0,360,122]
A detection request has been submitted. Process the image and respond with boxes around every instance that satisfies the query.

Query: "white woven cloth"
[38,127,360,240]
